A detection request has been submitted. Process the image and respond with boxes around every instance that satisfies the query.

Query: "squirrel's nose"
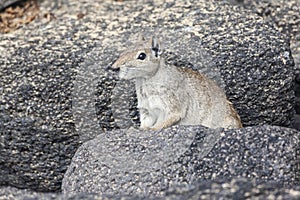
[109,60,120,72]
[111,61,119,69]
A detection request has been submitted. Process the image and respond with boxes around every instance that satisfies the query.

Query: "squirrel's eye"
[137,52,147,60]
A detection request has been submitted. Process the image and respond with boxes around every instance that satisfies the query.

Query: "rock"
[62,125,300,196]
[165,178,300,200]
[62,126,218,195]
[0,0,20,10]
[238,0,300,129]
[0,186,59,200]
[0,0,297,193]
[240,0,300,43]
[2,179,300,200]
[293,114,300,131]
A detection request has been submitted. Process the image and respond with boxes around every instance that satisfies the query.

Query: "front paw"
[139,125,162,131]
[140,116,157,129]
[148,126,163,131]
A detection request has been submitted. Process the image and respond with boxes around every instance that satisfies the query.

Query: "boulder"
[235,0,300,130]
[2,179,300,200]
[62,125,300,196]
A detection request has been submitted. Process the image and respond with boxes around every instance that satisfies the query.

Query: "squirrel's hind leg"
[150,112,181,131]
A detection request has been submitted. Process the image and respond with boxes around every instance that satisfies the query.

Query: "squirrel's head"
[112,35,162,80]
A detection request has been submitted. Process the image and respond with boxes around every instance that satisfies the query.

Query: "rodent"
[112,35,242,130]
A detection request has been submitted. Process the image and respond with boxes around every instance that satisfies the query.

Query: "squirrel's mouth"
[119,67,150,80]
[123,65,136,69]
[109,65,120,72]
[118,68,134,80]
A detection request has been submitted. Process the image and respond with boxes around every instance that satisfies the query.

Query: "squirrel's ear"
[151,36,162,58]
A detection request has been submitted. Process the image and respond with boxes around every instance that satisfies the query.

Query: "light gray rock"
[62,125,300,197]
[2,180,300,200]
[165,178,300,200]
[62,126,218,196]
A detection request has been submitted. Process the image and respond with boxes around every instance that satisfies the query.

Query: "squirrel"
[111,35,242,130]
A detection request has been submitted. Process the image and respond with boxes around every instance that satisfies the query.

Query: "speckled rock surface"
[236,0,300,129]
[2,179,300,200]
[0,0,20,10]
[165,178,300,200]
[240,0,300,72]
[0,0,298,197]
[62,125,300,196]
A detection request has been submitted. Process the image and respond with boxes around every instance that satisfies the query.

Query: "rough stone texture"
[2,179,300,200]
[62,126,217,196]
[62,125,300,196]
[0,0,91,191]
[240,0,300,71]
[0,0,298,198]
[234,0,300,129]
[165,178,300,200]
[0,0,20,10]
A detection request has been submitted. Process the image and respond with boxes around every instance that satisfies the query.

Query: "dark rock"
[0,4,93,191]
[200,125,300,184]
[62,125,299,196]
[238,0,300,128]
[296,97,300,113]
[240,0,300,40]
[293,114,300,131]
[0,0,21,10]
[0,114,80,191]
